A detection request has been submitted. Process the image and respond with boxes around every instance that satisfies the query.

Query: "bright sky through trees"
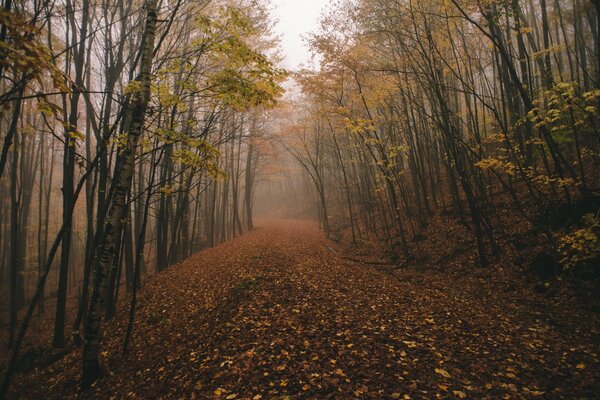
[272,0,331,70]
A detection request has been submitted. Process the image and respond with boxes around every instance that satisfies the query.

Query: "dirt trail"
[11,219,599,399]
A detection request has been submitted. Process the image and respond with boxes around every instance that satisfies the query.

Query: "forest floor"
[8,219,600,399]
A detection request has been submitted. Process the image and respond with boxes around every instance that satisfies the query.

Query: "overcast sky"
[271,0,331,71]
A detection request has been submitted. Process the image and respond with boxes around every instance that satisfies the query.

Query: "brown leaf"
[435,368,451,378]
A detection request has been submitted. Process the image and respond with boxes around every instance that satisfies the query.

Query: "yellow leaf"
[435,368,451,378]
[438,384,448,391]
[252,396,262,400]
[576,363,586,369]
[391,393,401,399]
[452,390,467,398]
[214,387,225,396]
[225,395,237,400]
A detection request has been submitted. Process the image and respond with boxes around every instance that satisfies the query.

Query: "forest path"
[14,219,598,399]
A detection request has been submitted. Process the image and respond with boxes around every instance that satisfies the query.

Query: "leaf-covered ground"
[10,219,600,399]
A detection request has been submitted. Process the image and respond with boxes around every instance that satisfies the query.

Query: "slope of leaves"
[9,220,600,399]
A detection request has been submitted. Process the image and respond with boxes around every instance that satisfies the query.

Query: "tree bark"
[82,0,158,387]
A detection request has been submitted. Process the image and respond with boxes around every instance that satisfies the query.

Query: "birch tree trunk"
[82,0,158,387]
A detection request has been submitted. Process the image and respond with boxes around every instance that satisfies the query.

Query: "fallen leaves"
[8,220,600,399]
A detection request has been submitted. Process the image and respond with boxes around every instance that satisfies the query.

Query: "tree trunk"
[82,0,158,387]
